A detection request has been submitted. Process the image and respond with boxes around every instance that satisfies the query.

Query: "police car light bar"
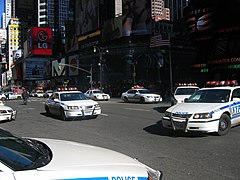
[132,85,144,89]
[178,83,197,86]
[206,80,238,87]
[57,87,78,91]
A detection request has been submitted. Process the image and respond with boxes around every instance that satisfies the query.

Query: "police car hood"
[36,138,148,172]
[168,102,224,113]
[61,99,98,106]
[0,104,14,110]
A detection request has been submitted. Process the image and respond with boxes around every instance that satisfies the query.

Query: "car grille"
[84,105,93,109]
[171,113,192,120]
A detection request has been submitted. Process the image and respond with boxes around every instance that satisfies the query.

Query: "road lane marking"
[100,113,109,116]
[124,108,150,112]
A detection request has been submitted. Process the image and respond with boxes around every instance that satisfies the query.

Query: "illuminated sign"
[27,27,52,55]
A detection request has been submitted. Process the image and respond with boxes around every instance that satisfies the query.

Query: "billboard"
[69,55,79,76]
[75,0,99,36]
[122,0,152,36]
[52,58,66,77]
[184,0,240,41]
[27,27,53,55]
[24,59,49,80]
[102,17,122,42]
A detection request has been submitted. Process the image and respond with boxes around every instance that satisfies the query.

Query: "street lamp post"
[59,63,93,89]
[93,46,108,88]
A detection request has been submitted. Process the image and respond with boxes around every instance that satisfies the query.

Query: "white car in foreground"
[162,86,240,135]
[85,89,110,101]
[0,128,162,180]
[45,89,101,120]
[0,101,16,121]
[121,88,162,103]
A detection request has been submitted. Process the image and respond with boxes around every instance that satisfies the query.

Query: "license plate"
[84,111,92,116]
[174,122,185,129]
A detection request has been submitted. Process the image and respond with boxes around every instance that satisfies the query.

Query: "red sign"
[28,27,52,55]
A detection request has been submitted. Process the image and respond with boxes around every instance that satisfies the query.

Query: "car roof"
[129,88,148,90]
[55,91,82,94]
[200,86,240,90]
[176,86,199,89]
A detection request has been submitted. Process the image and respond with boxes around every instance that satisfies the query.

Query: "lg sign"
[28,27,52,56]
[37,30,49,49]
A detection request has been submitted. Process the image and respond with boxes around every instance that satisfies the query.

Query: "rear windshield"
[175,88,199,95]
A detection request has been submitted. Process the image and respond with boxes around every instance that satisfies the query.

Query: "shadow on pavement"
[143,120,208,138]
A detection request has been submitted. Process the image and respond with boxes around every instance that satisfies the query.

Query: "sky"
[0,0,3,28]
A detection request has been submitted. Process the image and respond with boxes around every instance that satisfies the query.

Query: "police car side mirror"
[232,98,240,102]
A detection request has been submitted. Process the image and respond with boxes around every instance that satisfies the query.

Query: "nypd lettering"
[231,104,240,115]
[112,176,136,180]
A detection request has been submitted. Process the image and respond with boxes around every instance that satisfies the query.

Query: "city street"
[1,98,240,180]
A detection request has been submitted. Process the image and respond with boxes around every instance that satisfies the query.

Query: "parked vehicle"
[5,92,22,100]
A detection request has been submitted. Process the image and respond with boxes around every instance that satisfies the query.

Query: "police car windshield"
[0,129,50,171]
[138,89,151,94]
[186,89,230,103]
[175,88,199,95]
[60,92,89,101]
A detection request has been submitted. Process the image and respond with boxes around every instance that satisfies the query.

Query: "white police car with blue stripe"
[45,88,101,120]
[162,85,240,135]
[0,128,162,180]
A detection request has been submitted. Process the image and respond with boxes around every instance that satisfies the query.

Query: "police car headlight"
[94,104,100,108]
[164,111,171,117]
[148,169,162,180]
[193,113,212,119]
[67,106,79,110]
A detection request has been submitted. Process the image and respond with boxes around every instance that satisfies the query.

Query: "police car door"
[50,93,61,115]
[128,89,137,102]
[230,88,240,126]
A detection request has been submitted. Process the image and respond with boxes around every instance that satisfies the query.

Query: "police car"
[85,89,110,101]
[162,81,240,135]
[121,85,162,103]
[0,101,16,121]
[45,88,101,120]
[0,128,162,180]
[171,83,199,105]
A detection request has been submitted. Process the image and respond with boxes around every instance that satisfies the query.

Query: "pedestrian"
[22,90,29,105]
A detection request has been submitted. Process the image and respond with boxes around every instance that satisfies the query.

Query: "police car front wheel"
[60,108,68,121]
[217,114,231,136]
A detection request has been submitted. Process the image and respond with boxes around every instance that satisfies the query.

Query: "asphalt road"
[1,98,240,180]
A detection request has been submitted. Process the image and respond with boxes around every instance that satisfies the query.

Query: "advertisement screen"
[102,17,122,42]
[75,0,99,36]
[122,0,152,36]
[25,60,48,80]
[184,0,240,41]
[28,27,53,55]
